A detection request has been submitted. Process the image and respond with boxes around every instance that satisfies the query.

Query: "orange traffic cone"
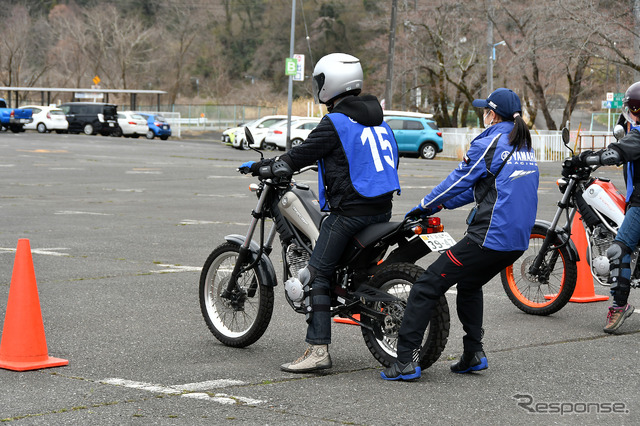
[334,314,361,325]
[0,239,68,371]
[569,214,609,303]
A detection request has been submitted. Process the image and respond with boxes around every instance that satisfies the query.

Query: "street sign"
[285,58,297,76]
[93,75,101,85]
[293,54,304,81]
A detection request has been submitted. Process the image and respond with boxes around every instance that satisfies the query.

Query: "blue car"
[140,113,171,140]
[384,112,443,159]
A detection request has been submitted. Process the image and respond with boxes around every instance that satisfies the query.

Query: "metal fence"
[440,128,616,162]
[126,104,279,131]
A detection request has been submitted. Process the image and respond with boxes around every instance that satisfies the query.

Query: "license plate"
[163,125,168,129]
[109,122,114,127]
[419,232,456,251]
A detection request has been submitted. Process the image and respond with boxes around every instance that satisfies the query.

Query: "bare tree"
[492,0,594,130]
[399,1,486,127]
[0,5,32,88]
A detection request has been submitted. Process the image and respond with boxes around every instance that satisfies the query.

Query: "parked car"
[58,102,118,136]
[221,123,246,145]
[0,98,32,133]
[264,117,321,150]
[116,111,148,138]
[384,112,443,159]
[139,113,171,140]
[20,105,69,133]
[232,115,300,149]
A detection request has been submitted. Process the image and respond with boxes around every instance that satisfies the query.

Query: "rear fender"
[224,234,278,286]
[534,219,579,263]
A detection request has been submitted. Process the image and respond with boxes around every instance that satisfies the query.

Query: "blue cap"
[472,88,522,119]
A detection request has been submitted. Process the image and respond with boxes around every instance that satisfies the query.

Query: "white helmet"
[312,53,363,104]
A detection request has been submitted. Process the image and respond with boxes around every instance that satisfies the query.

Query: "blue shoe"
[381,361,421,381]
[450,351,488,374]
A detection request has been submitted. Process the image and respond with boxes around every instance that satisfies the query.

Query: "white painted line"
[182,392,263,405]
[55,211,113,216]
[102,378,181,395]
[172,379,245,391]
[126,170,162,174]
[151,264,202,274]
[103,188,145,193]
[102,378,265,406]
[0,247,70,256]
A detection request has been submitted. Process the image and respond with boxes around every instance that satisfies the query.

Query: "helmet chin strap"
[326,101,334,113]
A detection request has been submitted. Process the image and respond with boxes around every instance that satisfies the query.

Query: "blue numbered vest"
[318,112,401,211]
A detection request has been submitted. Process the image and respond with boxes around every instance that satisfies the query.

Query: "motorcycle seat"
[351,221,403,249]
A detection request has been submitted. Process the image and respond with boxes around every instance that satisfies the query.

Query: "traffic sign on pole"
[285,58,297,76]
[293,54,304,81]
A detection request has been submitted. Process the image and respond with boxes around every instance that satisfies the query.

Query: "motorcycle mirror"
[243,126,264,159]
[561,127,570,146]
[244,127,255,149]
[613,124,625,141]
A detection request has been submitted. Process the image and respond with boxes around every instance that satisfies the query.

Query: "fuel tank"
[582,179,626,228]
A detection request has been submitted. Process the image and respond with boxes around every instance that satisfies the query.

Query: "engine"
[284,243,310,305]
[589,225,615,280]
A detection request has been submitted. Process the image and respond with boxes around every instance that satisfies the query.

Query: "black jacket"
[279,94,394,216]
[608,128,640,206]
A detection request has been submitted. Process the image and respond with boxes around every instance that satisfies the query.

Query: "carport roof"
[0,86,166,94]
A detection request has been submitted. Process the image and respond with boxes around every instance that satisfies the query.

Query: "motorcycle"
[199,128,452,368]
[501,126,639,315]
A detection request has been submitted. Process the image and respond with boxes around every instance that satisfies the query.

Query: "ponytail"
[508,113,531,150]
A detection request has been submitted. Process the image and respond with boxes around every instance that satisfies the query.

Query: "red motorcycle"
[501,127,638,315]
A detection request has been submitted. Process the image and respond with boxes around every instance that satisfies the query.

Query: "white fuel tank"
[582,182,625,228]
[280,191,320,246]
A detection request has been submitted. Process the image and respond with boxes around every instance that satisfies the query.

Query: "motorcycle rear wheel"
[500,224,577,316]
[199,242,274,347]
[361,263,450,369]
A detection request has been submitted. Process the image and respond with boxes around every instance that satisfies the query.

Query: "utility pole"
[286,0,296,151]
[635,0,640,81]
[486,1,494,96]
[384,0,398,110]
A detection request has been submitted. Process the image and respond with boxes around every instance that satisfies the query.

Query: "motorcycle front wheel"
[199,242,274,347]
[500,224,577,316]
[361,263,450,369]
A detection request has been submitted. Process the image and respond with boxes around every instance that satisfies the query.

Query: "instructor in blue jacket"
[382,88,539,381]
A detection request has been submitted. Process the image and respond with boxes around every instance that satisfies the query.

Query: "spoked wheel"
[500,224,577,315]
[361,263,450,369]
[199,242,274,347]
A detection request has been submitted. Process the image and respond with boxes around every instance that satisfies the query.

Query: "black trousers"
[396,236,523,363]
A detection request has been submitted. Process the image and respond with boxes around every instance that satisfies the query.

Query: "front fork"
[529,179,578,278]
[222,185,275,300]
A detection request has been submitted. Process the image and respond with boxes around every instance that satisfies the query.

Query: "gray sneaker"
[280,345,332,373]
[604,304,635,334]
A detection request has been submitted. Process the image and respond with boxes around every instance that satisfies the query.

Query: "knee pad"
[303,267,331,323]
[607,241,632,288]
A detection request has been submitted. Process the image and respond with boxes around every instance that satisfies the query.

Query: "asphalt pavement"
[0,131,638,425]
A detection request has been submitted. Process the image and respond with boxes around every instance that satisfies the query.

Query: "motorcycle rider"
[381,88,539,381]
[573,81,640,333]
[239,53,401,373]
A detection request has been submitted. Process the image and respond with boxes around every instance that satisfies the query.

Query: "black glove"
[405,204,442,220]
[561,150,594,177]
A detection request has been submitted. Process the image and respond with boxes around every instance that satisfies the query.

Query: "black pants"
[396,236,523,363]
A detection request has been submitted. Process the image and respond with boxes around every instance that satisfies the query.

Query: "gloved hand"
[405,204,442,220]
[238,161,255,174]
[561,150,594,177]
